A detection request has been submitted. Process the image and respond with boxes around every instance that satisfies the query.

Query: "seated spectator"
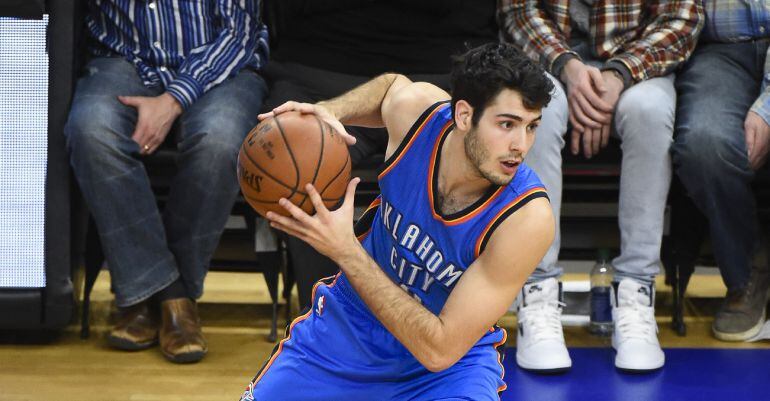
[672,0,770,342]
[63,0,269,363]
[263,0,499,309]
[499,0,703,372]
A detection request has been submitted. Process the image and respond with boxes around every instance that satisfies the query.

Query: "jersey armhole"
[354,197,382,241]
[378,100,449,179]
[474,189,549,258]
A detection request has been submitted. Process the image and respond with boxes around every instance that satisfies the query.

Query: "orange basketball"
[237,111,351,217]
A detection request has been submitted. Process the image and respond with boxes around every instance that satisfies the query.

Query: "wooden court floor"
[0,270,768,401]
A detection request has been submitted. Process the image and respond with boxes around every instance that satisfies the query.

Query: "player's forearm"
[316,73,402,128]
[334,241,457,372]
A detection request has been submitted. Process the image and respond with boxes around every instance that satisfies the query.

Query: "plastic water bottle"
[589,249,613,336]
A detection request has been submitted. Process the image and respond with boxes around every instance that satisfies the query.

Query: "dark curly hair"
[450,42,553,126]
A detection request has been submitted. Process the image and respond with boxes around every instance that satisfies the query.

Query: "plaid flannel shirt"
[701,0,770,126]
[498,0,704,87]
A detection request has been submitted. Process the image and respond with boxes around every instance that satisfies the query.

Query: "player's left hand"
[745,111,770,170]
[266,178,362,262]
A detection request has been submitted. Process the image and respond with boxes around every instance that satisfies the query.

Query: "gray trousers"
[526,69,676,283]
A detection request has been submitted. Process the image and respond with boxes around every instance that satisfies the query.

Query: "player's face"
[465,89,542,186]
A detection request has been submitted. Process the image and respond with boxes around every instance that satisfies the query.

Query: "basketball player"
[240,43,555,400]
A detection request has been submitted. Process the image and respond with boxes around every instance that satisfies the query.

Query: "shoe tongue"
[616,279,653,307]
[523,279,558,305]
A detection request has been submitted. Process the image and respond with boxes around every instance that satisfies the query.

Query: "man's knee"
[64,99,128,156]
[615,80,675,149]
[672,118,750,179]
[617,86,674,128]
[181,118,249,168]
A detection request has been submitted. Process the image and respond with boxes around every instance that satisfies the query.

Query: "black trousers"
[262,60,450,308]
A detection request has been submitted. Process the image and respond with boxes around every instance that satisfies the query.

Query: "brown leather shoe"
[106,300,159,351]
[159,298,208,363]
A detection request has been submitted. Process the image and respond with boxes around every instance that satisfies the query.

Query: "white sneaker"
[611,278,665,372]
[515,278,572,373]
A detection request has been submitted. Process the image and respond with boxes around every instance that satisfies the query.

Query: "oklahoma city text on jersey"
[380,199,464,300]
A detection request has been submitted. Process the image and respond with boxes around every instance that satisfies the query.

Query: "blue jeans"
[672,40,769,290]
[64,57,267,306]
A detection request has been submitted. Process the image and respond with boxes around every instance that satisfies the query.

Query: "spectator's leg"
[64,57,178,308]
[524,72,568,280]
[607,75,674,371]
[672,42,762,291]
[166,69,268,299]
[672,41,768,341]
[612,74,676,283]
[512,73,572,373]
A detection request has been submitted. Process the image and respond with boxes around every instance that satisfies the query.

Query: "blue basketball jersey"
[353,100,548,345]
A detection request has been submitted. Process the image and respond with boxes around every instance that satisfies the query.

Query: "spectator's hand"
[118,93,182,155]
[562,59,614,159]
[745,111,770,170]
[574,70,623,158]
[561,59,614,135]
[258,101,357,145]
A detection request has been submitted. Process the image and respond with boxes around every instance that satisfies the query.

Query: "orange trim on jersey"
[495,328,508,393]
[427,121,505,226]
[473,187,548,258]
[357,230,372,242]
[248,272,342,387]
[363,197,382,211]
[355,197,381,242]
[378,105,446,180]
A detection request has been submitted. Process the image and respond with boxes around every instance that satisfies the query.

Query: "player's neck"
[436,128,493,203]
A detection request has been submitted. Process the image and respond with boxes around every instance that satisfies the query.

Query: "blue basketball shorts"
[239,274,508,401]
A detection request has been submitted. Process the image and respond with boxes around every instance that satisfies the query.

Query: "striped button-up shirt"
[87,0,269,110]
[701,0,770,124]
[498,0,703,87]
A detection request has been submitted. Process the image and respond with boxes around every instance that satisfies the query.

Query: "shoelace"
[519,299,565,342]
[614,302,657,341]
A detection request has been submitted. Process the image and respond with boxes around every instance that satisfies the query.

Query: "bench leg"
[664,180,707,337]
[260,253,280,342]
[81,218,104,339]
[281,243,294,326]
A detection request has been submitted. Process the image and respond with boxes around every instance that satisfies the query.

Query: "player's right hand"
[258,101,357,145]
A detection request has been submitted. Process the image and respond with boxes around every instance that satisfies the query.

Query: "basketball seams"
[243,186,343,204]
[297,115,327,210]
[318,152,351,211]
[318,151,350,200]
[273,116,302,197]
[239,153,319,199]
[239,152,297,193]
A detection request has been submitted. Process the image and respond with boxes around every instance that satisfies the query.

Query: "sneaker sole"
[518,366,571,374]
[712,311,765,342]
[162,349,207,364]
[516,355,572,374]
[613,354,664,372]
[612,345,664,372]
[616,365,664,374]
[106,334,158,351]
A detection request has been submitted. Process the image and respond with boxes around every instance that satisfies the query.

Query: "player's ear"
[454,100,473,131]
